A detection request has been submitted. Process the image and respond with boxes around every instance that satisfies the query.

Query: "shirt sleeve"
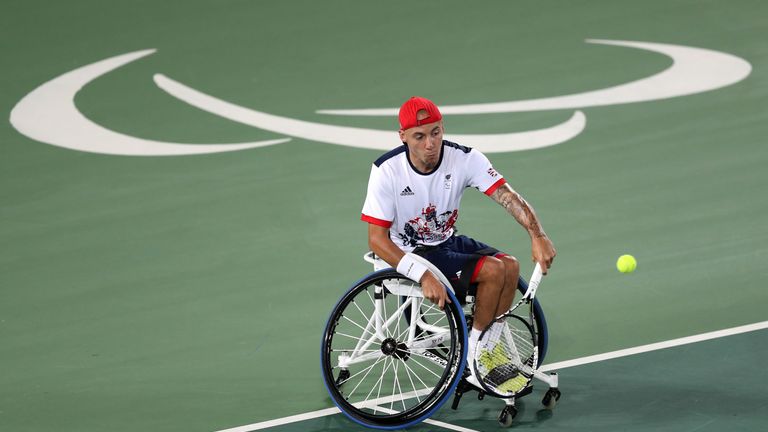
[361,163,395,228]
[466,149,506,196]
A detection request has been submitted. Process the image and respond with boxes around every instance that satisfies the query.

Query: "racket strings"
[475,316,536,396]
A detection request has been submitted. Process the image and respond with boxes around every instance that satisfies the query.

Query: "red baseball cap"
[398,96,442,131]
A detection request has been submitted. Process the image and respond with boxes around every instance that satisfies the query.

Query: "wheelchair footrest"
[510,384,534,399]
[452,376,536,410]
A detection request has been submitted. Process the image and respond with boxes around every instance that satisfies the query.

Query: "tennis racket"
[472,263,543,398]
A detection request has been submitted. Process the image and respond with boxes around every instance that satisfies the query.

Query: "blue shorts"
[412,235,506,303]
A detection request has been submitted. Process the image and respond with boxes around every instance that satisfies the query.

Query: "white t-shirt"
[361,141,506,252]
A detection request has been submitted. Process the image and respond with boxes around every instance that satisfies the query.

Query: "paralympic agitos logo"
[10,39,751,157]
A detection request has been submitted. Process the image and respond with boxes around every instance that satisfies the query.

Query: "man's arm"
[367,223,406,269]
[489,183,557,273]
[367,224,450,308]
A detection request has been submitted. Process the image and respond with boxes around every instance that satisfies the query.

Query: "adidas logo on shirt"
[400,186,415,196]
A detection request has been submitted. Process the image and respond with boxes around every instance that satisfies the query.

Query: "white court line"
[214,408,341,432]
[214,389,432,432]
[214,320,768,432]
[372,405,480,432]
[422,418,480,432]
[539,320,768,372]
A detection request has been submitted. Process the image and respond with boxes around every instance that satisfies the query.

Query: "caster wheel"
[542,388,561,409]
[335,369,350,386]
[498,405,518,427]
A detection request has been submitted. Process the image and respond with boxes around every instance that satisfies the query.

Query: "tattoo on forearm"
[491,186,547,238]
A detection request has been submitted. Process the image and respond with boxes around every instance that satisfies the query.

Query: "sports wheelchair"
[320,252,561,429]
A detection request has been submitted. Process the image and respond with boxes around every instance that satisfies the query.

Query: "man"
[361,96,556,387]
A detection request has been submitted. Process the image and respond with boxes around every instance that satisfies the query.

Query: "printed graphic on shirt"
[397,203,459,248]
[444,174,452,190]
[361,141,505,251]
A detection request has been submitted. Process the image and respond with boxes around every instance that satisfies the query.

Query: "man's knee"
[476,256,505,285]
[476,255,521,292]
[499,255,520,281]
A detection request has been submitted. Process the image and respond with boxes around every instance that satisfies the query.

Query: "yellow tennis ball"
[616,254,637,273]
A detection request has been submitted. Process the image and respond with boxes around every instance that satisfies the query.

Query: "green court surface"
[1,1,767,431]
[238,327,768,432]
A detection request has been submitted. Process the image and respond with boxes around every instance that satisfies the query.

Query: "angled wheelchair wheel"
[321,269,467,429]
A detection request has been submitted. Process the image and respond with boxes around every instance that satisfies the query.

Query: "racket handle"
[524,263,544,300]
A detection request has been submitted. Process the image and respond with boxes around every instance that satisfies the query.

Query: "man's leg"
[472,255,520,330]
[467,255,527,390]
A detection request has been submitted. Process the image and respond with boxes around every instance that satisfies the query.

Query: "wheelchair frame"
[320,252,561,428]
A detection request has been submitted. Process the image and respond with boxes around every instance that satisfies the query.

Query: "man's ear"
[398,130,406,142]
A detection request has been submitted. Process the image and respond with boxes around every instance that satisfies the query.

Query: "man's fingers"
[431,290,450,309]
[535,257,550,275]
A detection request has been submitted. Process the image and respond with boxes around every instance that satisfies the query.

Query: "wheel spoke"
[396,312,412,341]
[342,313,374,335]
[401,355,422,404]
[365,288,382,327]
[335,331,375,346]
[389,357,407,412]
[346,354,388,400]
[366,355,394,413]
[406,353,442,379]
[339,355,383,387]
[400,357,432,399]
[350,298,370,324]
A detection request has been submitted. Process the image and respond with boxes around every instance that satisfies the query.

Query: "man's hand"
[420,271,451,309]
[532,235,556,275]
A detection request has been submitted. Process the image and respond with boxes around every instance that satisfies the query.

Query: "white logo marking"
[318,39,752,115]
[8,39,751,156]
[153,74,585,154]
[9,50,289,156]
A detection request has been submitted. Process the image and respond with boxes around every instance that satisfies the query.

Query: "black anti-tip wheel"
[542,388,561,409]
[498,405,518,427]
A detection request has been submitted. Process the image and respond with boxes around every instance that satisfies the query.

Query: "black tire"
[321,269,467,429]
[542,388,561,409]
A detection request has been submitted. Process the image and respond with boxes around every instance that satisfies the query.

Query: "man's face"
[399,119,444,173]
